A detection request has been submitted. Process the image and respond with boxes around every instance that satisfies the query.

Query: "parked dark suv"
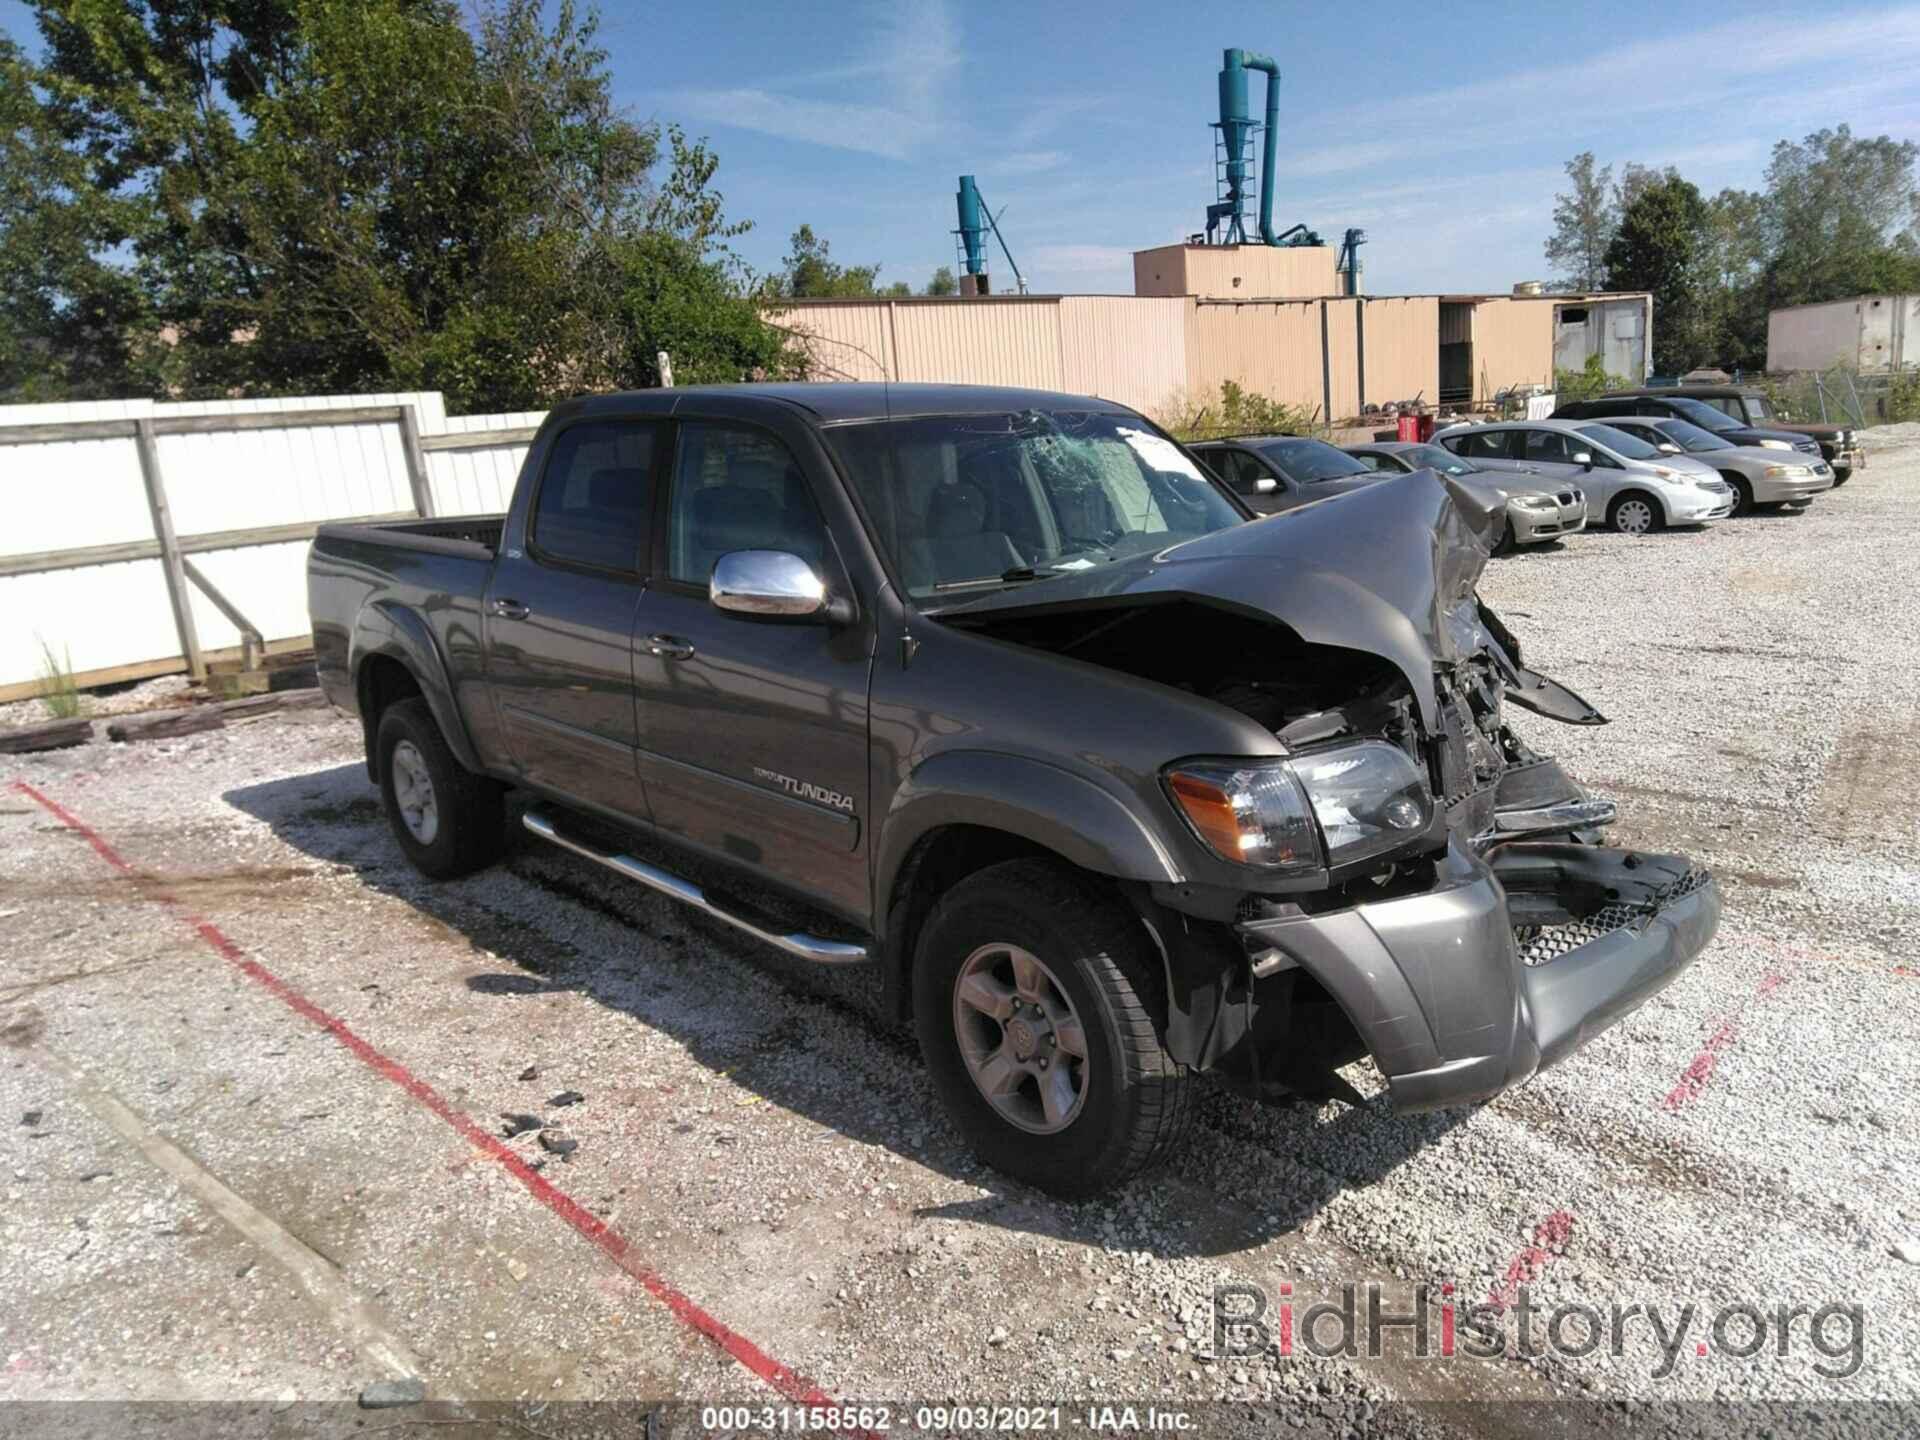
[1553,389,1853,480]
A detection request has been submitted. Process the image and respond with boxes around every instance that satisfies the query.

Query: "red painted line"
[1660,965,1788,1113]
[11,780,860,1422]
[1485,1209,1575,1312]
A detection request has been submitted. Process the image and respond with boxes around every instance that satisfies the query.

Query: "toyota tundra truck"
[308,383,1721,1196]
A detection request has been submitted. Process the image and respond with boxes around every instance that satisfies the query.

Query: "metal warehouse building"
[1768,294,1920,374]
[775,244,1650,425]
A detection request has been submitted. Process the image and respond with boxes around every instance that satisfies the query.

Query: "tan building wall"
[1358,296,1441,409]
[1058,296,1191,416]
[1469,297,1557,398]
[1134,243,1339,301]
[771,303,897,381]
[1324,299,1361,423]
[1187,300,1330,418]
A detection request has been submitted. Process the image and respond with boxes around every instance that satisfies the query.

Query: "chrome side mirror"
[1254,477,1279,493]
[1573,451,1594,467]
[1658,442,1681,454]
[710,550,830,618]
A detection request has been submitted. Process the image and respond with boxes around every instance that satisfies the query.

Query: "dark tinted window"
[1523,430,1578,462]
[1451,429,1515,460]
[1348,451,1391,471]
[1401,444,1477,475]
[666,423,829,585]
[532,420,657,572]
[1255,437,1371,482]
[1664,396,1742,432]
[1226,449,1277,491]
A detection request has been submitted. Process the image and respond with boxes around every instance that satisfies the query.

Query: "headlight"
[1650,466,1683,481]
[1512,495,1557,510]
[1164,762,1319,871]
[1165,741,1433,872]
[1291,742,1435,867]
[1763,464,1809,479]
[1757,439,1792,450]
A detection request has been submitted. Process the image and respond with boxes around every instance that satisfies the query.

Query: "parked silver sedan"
[1595,416,1833,517]
[1434,419,1734,535]
[1342,441,1586,550]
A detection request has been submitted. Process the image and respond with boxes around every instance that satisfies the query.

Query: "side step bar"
[521,810,869,965]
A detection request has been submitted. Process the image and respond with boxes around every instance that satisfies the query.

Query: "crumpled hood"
[937,468,1506,727]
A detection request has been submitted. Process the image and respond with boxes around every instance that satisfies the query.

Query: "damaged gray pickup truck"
[309,383,1721,1196]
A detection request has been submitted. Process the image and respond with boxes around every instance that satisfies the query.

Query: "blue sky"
[8,0,1920,295]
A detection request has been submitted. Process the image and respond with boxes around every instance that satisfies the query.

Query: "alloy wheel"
[952,943,1089,1135]
[389,739,440,844]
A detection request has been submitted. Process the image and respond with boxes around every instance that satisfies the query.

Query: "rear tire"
[912,860,1193,1196]
[376,697,505,880]
[1608,491,1663,536]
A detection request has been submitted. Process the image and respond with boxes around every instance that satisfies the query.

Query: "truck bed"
[315,514,505,557]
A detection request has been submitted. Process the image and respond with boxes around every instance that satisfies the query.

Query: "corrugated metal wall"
[1058,296,1191,416]
[428,410,545,514]
[1187,301,1329,418]
[772,303,897,382]
[1324,300,1361,423]
[1359,297,1441,408]
[1469,298,1556,398]
[892,299,1064,390]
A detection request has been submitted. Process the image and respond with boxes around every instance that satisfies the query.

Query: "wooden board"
[107,709,227,743]
[0,717,94,754]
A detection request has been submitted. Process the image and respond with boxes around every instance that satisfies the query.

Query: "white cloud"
[663,0,959,159]
[997,149,1067,175]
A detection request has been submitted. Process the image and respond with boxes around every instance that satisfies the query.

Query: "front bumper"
[1236,839,1721,1112]
[1751,469,1835,504]
[1508,501,1587,543]
[1672,488,1734,522]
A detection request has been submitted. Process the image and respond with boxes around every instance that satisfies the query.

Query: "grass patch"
[36,638,85,719]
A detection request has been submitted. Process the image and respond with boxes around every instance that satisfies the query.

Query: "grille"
[1514,867,1713,967]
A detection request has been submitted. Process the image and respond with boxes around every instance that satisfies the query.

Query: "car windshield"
[1655,419,1732,453]
[1664,396,1743,433]
[825,410,1244,600]
[1399,444,1478,476]
[1576,423,1660,459]
[1257,437,1372,482]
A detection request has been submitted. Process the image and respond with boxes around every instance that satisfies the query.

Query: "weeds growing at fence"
[1157,381,1324,442]
[36,639,85,719]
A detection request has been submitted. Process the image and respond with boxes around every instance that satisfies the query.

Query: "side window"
[531,420,657,573]
[1457,430,1513,460]
[1350,452,1386,472]
[1522,430,1573,463]
[1228,450,1275,491]
[1192,446,1226,479]
[666,423,829,585]
[1701,397,1740,419]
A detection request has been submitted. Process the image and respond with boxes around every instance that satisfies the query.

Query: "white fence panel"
[0,560,180,688]
[426,409,546,514]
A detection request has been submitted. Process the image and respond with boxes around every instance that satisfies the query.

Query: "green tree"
[1761,126,1920,308]
[1544,152,1617,291]
[926,265,957,296]
[5,0,795,408]
[1696,188,1769,370]
[778,224,887,298]
[1604,172,1707,372]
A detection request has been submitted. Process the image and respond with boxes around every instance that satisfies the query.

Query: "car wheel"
[1608,492,1662,536]
[1830,469,1850,487]
[1492,516,1517,556]
[1721,474,1754,516]
[376,697,506,879]
[913,859,1193,1197]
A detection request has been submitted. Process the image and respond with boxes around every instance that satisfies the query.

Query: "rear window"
[1256,438,1371,482]
[531,420,657,572]
[1576,423,1659,459]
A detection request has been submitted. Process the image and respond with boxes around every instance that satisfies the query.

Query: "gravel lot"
[2,428,1916,1436]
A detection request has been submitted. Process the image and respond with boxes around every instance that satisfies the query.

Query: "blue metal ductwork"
[1204,48,1323,249]
[953,175,1027,294]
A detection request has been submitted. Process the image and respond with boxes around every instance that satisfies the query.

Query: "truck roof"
[558,382,1135,425]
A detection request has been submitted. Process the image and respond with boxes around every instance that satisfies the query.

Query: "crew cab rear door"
[482,416,658,823]
[630,413,874,923]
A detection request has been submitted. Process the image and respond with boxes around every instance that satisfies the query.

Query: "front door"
[483,417,660,823]
[631,419,874,921]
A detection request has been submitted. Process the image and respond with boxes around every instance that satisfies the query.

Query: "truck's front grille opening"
[1514,867,1713,966]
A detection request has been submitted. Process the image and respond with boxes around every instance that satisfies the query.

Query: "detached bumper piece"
[1234,840,1720,1113]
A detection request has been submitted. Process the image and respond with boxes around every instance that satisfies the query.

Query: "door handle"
[489,598,530,620]
[645,633,695,661]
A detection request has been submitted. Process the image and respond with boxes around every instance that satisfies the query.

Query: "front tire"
[1722,473,1754,516]
[376,697,505,879]
[912,860,1193,1196]
[1608,491,1663,536]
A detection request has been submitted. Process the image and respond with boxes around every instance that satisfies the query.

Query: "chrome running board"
[521,810,869,965]
[1492,798,1618,838]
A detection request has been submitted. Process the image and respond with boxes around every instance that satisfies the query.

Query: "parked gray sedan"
[1434,420,1734,535]
[1344,441,1586,549]
[1595,416,1832,517]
